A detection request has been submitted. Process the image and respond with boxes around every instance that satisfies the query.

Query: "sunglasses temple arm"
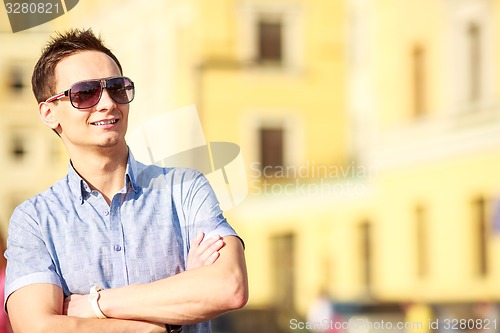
[45,91,68,103]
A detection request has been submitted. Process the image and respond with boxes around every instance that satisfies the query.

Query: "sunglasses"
[45,76,135,109]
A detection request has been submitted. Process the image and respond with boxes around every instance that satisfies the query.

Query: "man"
[4,29,248,333]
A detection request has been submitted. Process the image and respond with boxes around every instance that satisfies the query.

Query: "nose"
[95,88,116,111]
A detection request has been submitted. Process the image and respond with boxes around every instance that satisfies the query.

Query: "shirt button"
[114,245,122,251]
[103,210,109,216]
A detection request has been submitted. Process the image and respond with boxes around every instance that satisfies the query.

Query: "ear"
[38,102,60,130]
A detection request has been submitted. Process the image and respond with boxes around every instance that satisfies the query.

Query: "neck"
[68,144,129,204]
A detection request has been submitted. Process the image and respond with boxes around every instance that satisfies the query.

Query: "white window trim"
[445,0,494,112]
[241,109,305,175]
[237,2,304,73]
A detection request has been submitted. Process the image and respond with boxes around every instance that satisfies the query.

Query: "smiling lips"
[92,119,118,126]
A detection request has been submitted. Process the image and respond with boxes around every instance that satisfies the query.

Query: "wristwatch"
[165,324,182,333]
[88,285,107,319]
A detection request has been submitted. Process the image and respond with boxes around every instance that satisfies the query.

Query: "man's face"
[46,50,129,152]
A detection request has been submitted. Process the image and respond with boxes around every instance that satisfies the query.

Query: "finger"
[195,235,221,257]
[187,234,222,270]
[204,251,220,266]
[199,239,224,263]
[187,233,205,262]
[209,238,224,252]
[190,232,205,249]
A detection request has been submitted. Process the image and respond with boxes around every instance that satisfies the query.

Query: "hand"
[63,293,96,318]
[186,233,224,270]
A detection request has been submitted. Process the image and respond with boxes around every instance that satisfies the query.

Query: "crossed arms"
[6,234,248,333]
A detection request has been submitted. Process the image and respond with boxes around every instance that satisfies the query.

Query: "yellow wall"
[224,0,500,318]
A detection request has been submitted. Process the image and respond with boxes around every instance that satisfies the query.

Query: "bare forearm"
[99,237,248,325]
[10,312,167,333]
[12,314,165,333]
[102,263,246,324]
[6,284,165,333]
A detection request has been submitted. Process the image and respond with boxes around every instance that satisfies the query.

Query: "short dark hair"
[32,28,123,103]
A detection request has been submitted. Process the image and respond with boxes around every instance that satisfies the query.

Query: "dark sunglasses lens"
[107,77,134,104]
[70,81,101,108]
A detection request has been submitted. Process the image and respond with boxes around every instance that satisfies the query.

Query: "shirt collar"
[126,150,140,194]
[68,148,140,204]
[67,162,87,204]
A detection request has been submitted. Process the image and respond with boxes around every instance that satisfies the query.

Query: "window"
[9,129,33,163]
[259,127,284,172]
[447,0,493,109]
[10,133,26,161]
[415,204,428,278]
[272,233,295,311]
[246,113,303,181]
[467,23,481,102]
[446,0,495,107]
[257,17,282,65]
[238,3,304,71]
[359,221,372,294]
[9,66,26,93]
[472,196,488,277]
[412,46,426,116]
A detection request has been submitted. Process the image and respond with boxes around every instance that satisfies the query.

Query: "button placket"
[109,194,128,284]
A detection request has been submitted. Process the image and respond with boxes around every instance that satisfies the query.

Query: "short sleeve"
[4,203,62,310]
[177,169,243,247]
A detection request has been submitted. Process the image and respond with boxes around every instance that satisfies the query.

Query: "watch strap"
[88,285,107,319]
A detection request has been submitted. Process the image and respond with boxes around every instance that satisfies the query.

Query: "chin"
[96,136,124,148]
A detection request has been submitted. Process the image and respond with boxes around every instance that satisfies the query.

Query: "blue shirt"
[5,151,239,333]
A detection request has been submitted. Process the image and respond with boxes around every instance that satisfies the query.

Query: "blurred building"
[0,11,67,236]
[210,0,500,332]
[1,0,500,333]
